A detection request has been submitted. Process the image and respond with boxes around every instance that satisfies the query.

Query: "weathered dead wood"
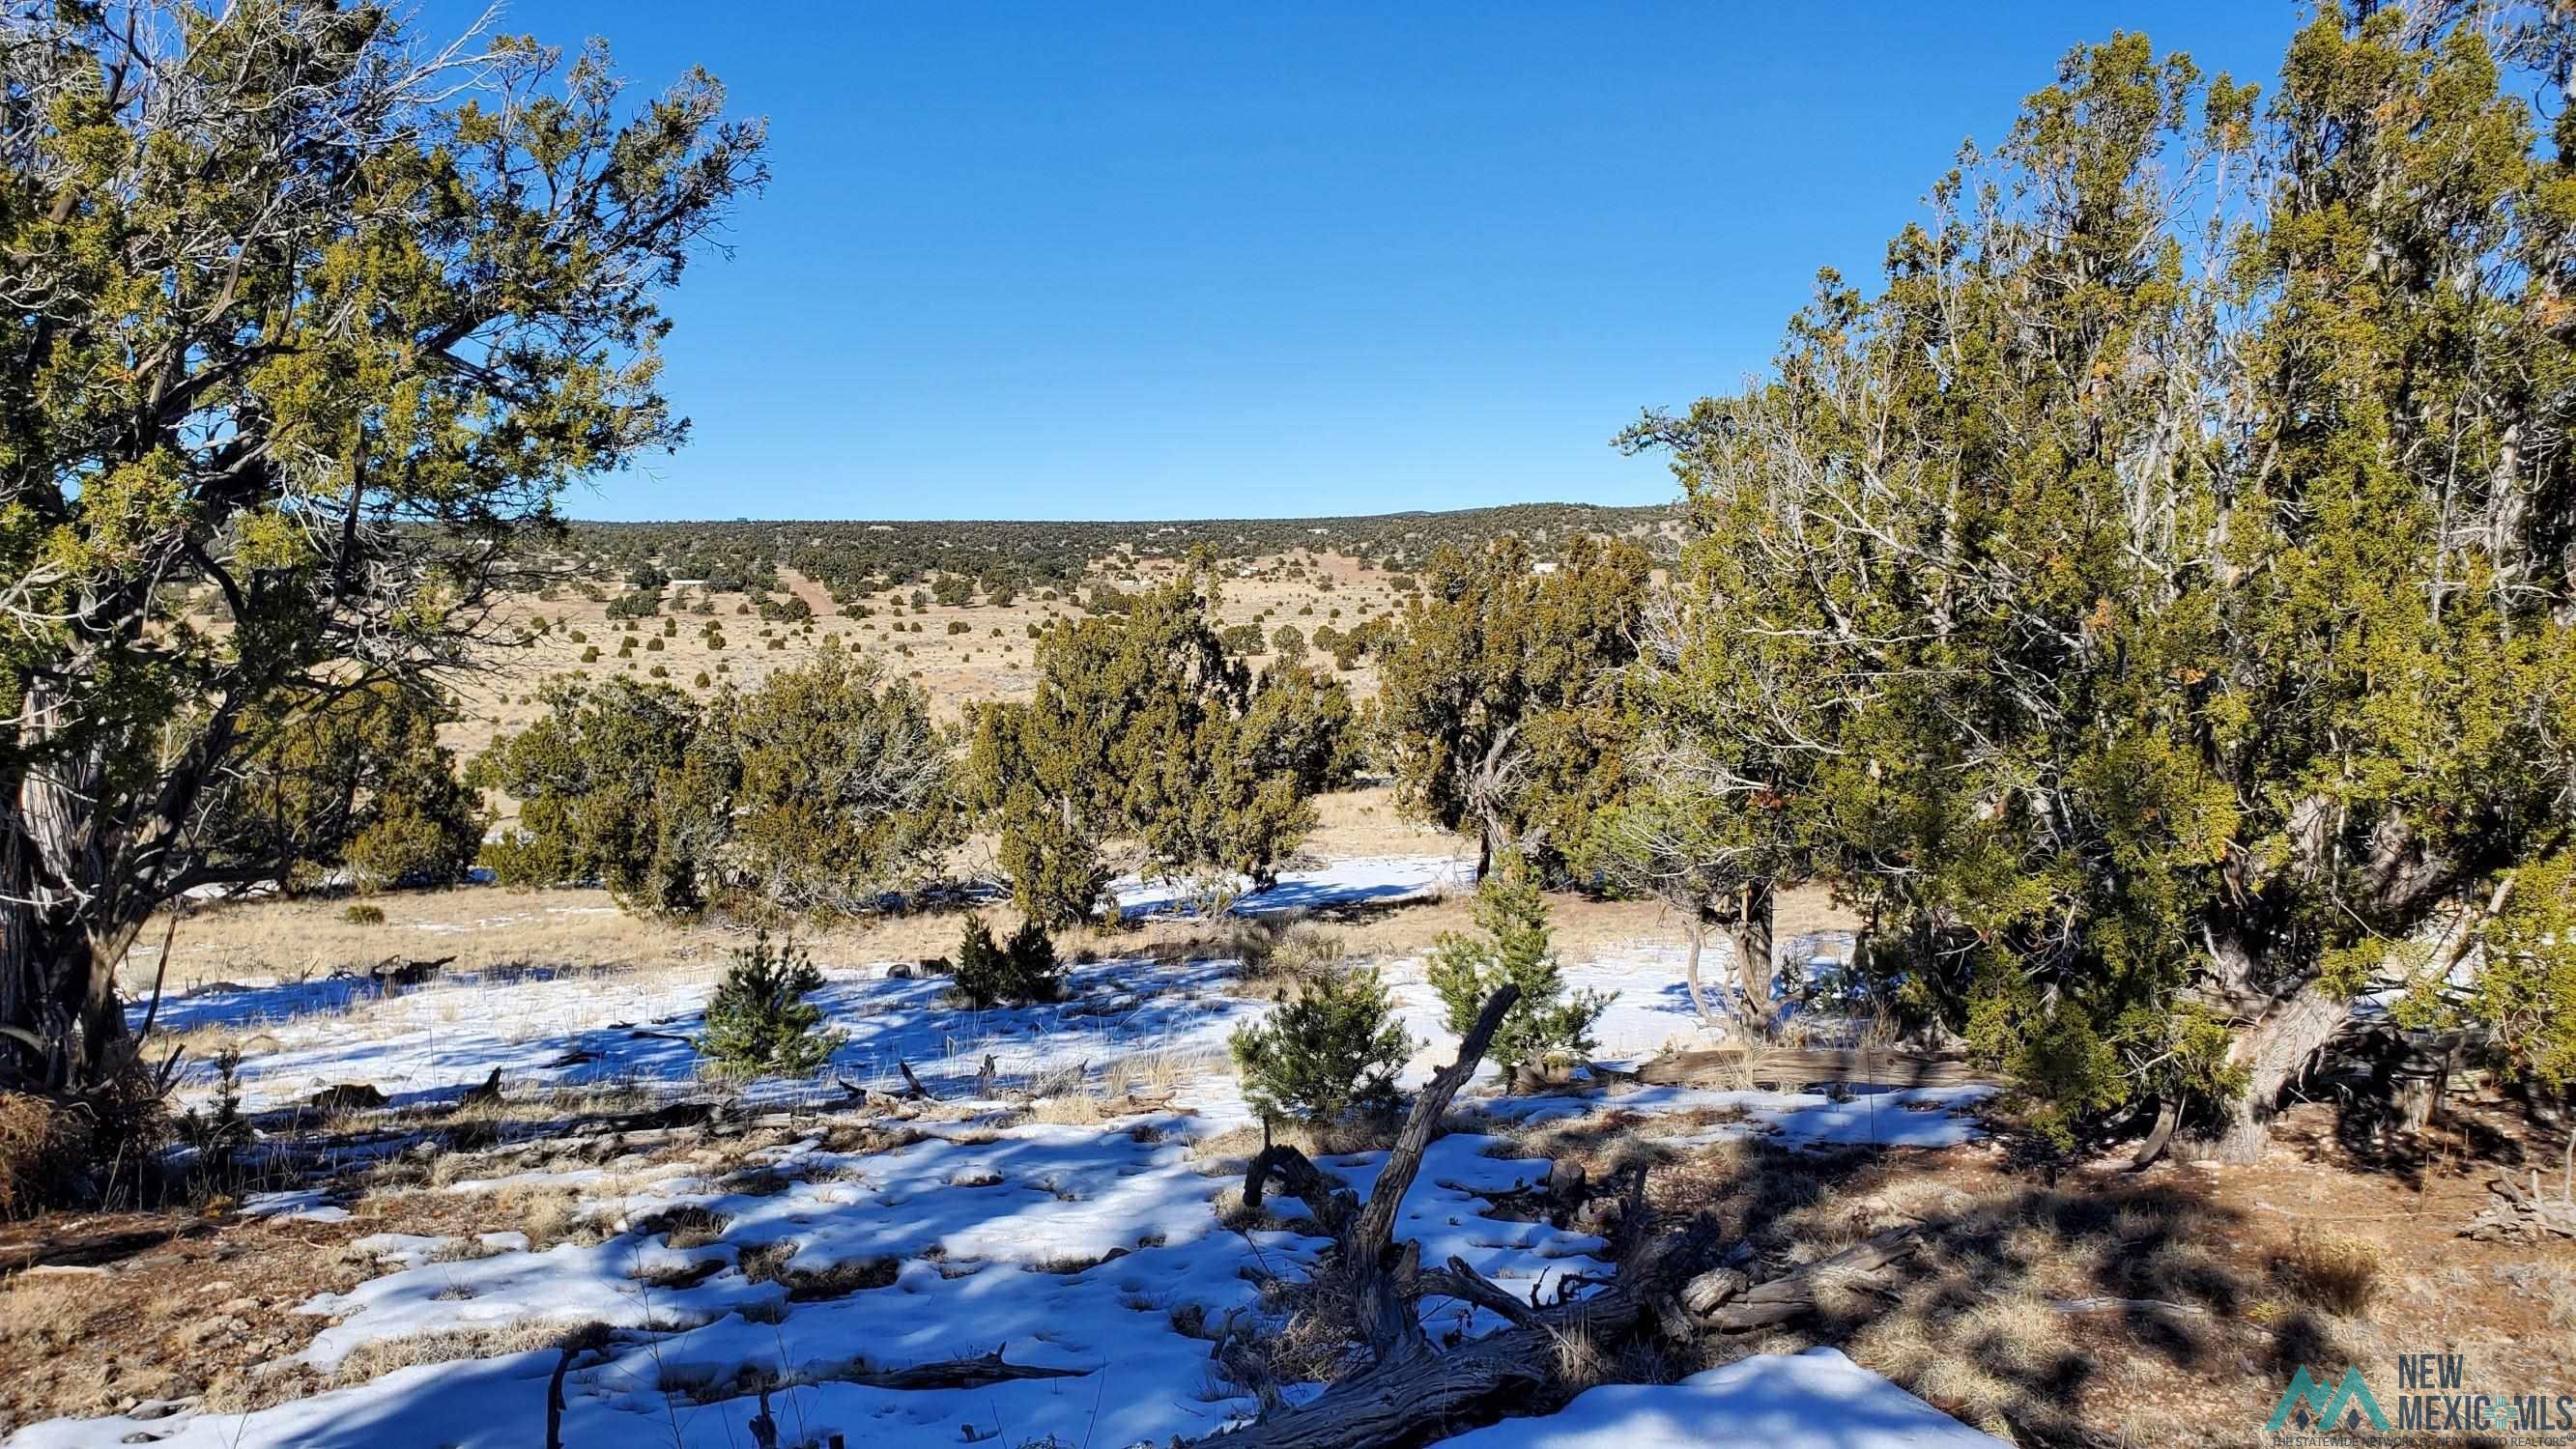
[544,1345,574,1449]
[459,1066,502,1108]
[1637,1047,1990,1092]
[1208,1216,1719,1449]
[837,1349,1089,1390]
[1694,1226,1922,1333]
[1345,983,1520,1363]
[896,1060,940,1101]
[2463,1171,2576,1241]
[2047,1295,2207,1318]
[1243,1136,1357,1236]
[2128,1097,2178,1171]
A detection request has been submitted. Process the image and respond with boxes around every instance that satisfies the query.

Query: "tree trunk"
[1679,910,1716,1024]
[1728,881,1775,1016]
[2205,981,2347,1163]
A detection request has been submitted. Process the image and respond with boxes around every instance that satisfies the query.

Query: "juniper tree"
[474,677,730,918]
[215,682,485,895]
[726,646,962,917]
[1626,8,2576,1156]
[969,566,1355,926]
[1375,536,1646,880]
[0,2,763,1089]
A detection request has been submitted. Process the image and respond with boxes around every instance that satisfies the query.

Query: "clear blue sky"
[430,2,2304,523]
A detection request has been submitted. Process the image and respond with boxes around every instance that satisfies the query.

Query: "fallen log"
[837,1349,1088,1390]
[1692,1226,1923,1333]
[2462,1171,2576,1241]
[1637,1047,1991,1092]
[1208,1217,1718,1449]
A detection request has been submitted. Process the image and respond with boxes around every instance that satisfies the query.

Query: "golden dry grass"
[442,553,1425,769]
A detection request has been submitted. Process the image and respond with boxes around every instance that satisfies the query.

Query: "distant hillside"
[553,501,1675,603]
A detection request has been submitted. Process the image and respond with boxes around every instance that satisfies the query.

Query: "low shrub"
[951,916,1064,1008]
[1230,967,1415,1125]
[697,932,844,1077]
[1228,911,1345,988]
[1429,861,1611,1077]
[2276,1227,2382,1316]
[343,902,386,925]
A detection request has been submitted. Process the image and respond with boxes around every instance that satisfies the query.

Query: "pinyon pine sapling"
[1429,862,1612,1077]
[951,917,1065,1008]
[1230,964,1416,1125]
[698,934,844,1076]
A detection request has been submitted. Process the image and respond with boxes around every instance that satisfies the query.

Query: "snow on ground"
[1425,1348,2007,1448]
[1111,852,1474,920]
[27,857,2005,1449]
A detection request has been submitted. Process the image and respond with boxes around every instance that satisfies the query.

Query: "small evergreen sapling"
[698,932,844,1076]
[1229,964,1416,1125]
[1429,862,1612,1078]
[951,916,1065,1008]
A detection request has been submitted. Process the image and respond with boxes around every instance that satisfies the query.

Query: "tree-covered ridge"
[550,500,1674,604]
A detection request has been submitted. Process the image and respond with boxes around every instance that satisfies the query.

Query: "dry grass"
[633,1204,731,1250]
[0,1094,64,1220]
[0,1272,89,1348]
[2273,1227,2383,1317]
[327,1318,611,1387]
[488,1181,612,1250]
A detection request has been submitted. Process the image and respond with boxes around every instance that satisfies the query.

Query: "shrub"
[950,916,1064,1008]
[946,619,971,636]
[698,932,844,1076]
[1230,967,1415,1124]
[1428,861,1612,1077]
[581,645,600,663]
[2276,1228,2382,1316]
[1228,911,1345,987]
[344,902,386,925]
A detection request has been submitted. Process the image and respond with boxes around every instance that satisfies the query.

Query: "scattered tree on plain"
[969,567,1356,926]
[1375,536,1647,880]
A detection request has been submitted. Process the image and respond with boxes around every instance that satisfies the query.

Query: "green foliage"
[969,567,1355,926]
[608,590,663,620]
[215,683,486,895]
[1427,863,1612,1075]
[479,649,960,922]
[343,903,386,926]
[1230,965,1416,1124]
[697,933,844,1077]
[1621,13,2576,1145]
[1375,536,1646,877]
[2435,854,2576,1089]
[949,916,1063,1008]
[472,677,727,918]
[727,649,963,916]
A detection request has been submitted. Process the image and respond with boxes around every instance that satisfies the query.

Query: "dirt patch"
[1618,1099,2576,1445]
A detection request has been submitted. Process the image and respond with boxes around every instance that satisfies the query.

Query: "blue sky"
[431,3,2304,523]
